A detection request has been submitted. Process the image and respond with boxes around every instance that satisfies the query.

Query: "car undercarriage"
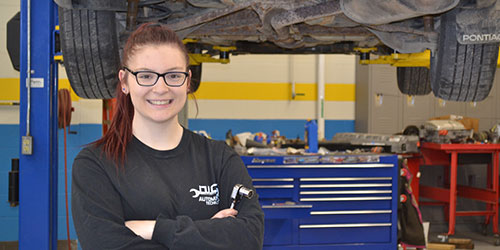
[55,0,500,101]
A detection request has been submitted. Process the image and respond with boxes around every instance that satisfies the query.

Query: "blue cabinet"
[242,154,398,249]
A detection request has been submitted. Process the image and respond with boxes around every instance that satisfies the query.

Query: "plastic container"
[304,120,318,153]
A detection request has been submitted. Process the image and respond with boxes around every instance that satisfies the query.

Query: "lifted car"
[55,0,500,102]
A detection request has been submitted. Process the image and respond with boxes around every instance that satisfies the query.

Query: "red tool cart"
[407,142,500,245]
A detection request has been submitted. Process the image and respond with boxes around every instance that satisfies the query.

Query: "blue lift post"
[19,0,59,249]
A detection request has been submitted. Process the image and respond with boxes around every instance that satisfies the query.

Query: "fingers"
[225,208,238,217]
[211,208,238,219]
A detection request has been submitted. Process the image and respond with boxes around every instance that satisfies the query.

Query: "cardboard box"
[430,115,479,132]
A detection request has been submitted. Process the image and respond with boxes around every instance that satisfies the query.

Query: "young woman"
[71,23,264,249]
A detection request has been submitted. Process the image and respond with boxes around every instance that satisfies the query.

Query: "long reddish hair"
[92,22,190,165]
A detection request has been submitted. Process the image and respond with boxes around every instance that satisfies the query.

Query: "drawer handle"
[301,190,392,195]
[247,164,394,169]
[300,223,392,229]
[300,197,392,202]
[300,177,392,181]
[301,183,391,188]
[254,185,294,189]
[252,178,294,182]
[262,204,313,209]
[310,210,392,215]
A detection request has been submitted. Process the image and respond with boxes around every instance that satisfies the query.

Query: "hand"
[125,220,156,240]
[211,208,238,219]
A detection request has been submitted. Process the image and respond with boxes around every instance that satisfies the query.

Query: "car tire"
[59,8,120,99]
[397,67,431,96]
[430,8,499,102]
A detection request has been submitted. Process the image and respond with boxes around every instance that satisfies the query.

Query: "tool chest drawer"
[253,178,295,199]
[242,154,398,249]
[300,210,392,224]
[299,224,392,244]
[299,176,393,209]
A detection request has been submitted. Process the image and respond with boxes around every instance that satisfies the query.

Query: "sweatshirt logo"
[190,183,220,205]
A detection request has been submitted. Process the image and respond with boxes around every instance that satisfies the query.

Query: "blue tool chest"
[242,154,398,249]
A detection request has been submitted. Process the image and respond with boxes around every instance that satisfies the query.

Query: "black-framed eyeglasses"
[123,67,188,87]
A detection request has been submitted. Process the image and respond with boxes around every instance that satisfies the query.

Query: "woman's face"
[119,44,190,126]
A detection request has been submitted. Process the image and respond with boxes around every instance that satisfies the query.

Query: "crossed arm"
[125,208,238,240]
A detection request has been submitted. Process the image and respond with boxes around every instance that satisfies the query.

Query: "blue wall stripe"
[0,124,101,242]
[0,124,20,241]
[0,195,19,217]
[0,217,18,241]
[188,119,355,141]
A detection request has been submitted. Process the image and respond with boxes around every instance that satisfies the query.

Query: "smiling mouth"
[148,100,173,105]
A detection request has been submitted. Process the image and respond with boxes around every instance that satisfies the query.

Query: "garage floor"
[428,231,500,249]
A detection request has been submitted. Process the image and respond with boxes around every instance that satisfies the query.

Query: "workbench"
[242,154,398,249]
[407,142,500,244]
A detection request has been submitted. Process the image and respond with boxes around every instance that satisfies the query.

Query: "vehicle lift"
[18,0,59,249]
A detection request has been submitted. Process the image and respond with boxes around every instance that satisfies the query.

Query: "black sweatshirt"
[71,128,264,249]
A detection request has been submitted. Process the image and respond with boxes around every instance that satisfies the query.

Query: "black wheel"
[430,8,499,102]
[189,64,202,93]
[403,125,420,136]
[59,8,120,99]
[397,67,431,96]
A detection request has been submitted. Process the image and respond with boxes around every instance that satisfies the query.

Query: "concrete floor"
[436,231,500,250]
[419,231,500,250]
[402,231,500,249]
[417,194,500,249]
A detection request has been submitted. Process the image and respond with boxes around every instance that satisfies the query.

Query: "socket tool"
[229,184,254,209]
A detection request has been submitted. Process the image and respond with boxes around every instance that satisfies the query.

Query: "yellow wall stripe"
[192,82,355,101]
[1,78,79,102]
[325,83,356,102]
[3,78,355,102]
[0,78,19,101]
